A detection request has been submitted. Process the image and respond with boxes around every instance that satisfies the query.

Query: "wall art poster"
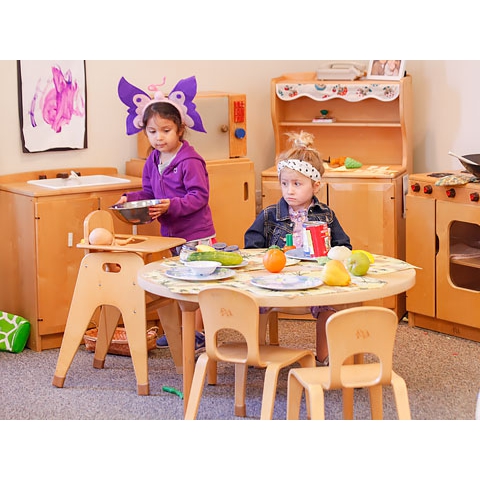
[17,60,87,153]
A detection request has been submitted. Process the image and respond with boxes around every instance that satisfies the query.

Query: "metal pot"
[109,199,161,224]
[448,151,480,178]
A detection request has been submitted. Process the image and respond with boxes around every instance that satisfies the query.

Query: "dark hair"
[141,102,185,140]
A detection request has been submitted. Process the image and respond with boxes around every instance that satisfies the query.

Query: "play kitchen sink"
[27,174,131,190]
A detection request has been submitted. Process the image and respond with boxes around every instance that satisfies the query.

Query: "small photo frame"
[367,60,406,81]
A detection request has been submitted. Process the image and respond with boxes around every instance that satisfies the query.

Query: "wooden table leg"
[259,310,271,346]
[154,298,183,374]
[178,300,198,414]
[267,309,279,345]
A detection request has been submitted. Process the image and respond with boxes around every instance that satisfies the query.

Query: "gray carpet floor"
[3,318,479,479]
[2,318,479,421]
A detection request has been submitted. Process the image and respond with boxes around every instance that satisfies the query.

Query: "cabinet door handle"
[243,182,249,201]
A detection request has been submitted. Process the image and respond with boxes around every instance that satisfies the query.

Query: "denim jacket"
[244,196,351,250]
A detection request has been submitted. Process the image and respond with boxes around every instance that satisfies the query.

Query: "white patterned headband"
[277,159,321,181]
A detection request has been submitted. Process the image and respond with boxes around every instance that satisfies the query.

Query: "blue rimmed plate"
[182,259,249,269]
[251,274,322,291]
[285,248,322,262]
[165,267,235,282]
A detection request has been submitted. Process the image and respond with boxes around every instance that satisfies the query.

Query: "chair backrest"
[198,286,262,364]
[82,210,115,255]
[326,306,398,389]
[83,210,115,243]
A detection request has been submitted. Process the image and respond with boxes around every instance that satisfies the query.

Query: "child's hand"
[115,195,128,205]
[148,199,170,220]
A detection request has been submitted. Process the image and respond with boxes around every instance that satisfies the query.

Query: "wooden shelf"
[450,256,480,268]
[271,73,413,172]
[279,121,402,128]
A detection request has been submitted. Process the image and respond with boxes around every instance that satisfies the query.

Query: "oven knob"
[423,185,433,194]
[446,188,456,198]
[411,183,420,192]
[470,192,480,202]
[234,128,246,139]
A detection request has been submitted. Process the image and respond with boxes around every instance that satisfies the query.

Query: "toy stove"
[406,171,480,341]
[408,170,480,203]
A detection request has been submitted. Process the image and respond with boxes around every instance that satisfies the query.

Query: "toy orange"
[263,246,287,273]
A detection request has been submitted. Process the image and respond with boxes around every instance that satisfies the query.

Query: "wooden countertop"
[0,168,143,197]
[262,164,407,179]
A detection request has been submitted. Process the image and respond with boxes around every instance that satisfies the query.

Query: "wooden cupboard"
[126,157,256,248]
[265,72,413,317]
[262,168,406,266]
[0,167,160,351]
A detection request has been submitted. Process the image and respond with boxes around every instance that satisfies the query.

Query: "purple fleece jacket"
[125,140,215,241]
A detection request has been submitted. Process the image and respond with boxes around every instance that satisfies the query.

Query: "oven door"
[436,199,480,328]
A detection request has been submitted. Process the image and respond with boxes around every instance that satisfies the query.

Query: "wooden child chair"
[286,306,411,420]
[52,210,185,395]
[184,286,316,420]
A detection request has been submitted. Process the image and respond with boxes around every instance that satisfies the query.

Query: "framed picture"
[17,60,87,153]
[366,60,406,81]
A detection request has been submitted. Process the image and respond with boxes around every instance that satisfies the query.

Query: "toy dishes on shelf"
[312,109,335,123]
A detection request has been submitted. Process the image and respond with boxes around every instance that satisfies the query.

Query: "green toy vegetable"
[186,250,243,266]
[344,157,363,169]
[162,386,184,399]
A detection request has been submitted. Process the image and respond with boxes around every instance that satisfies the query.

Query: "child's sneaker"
[195,331,206,354]
[157,331,205,353]
[156,334,168,348]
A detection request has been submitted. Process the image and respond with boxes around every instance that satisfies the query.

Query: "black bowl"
[109,199,161,224]
[459,154,480,178]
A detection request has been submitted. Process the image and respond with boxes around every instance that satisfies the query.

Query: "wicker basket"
[84,326,158,356]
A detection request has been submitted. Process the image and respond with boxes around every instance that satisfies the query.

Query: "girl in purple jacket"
[117,76,215,350]
[117,76,215,244]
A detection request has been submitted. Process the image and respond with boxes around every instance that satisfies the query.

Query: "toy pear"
[320,259,351,286]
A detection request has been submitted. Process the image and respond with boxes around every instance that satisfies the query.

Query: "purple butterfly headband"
[118,75,206,135]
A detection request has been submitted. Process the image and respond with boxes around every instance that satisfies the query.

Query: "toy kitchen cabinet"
[0,167,161,351]
[263,72,413,316]
[406,172,480,341]
[126,157,256,248]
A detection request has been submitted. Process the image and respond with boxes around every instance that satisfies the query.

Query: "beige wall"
[1,60,480,188]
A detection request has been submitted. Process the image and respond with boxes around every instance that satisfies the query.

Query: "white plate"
[221,260,249,269]
[165,267,235,282]
[182,259,248,269]
[251,274,323,291]
[285,248,323,262]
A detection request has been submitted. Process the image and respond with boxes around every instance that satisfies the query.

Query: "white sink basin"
[27,175,131,190]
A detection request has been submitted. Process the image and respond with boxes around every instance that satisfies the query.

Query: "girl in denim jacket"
[244,131,352,364]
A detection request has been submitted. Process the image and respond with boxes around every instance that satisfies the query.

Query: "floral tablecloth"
[140,250,418,299]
